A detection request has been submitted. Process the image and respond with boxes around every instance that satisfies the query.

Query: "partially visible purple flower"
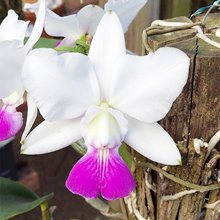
[0,0,46,141]
[0,96,23,141]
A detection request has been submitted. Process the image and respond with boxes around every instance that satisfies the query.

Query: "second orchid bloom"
[0,0,46,141]
[21,10,190,200]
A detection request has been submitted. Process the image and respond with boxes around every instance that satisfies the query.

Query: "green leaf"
[0,177,54,220]
[55,35,90,55]
[55,45,87,54]
[24,37,58,49]
[33,37,58,49]
[119,143,133,169]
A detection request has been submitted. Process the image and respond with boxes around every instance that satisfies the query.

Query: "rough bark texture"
[160,0,212,19]
[129,15,220,220]
[160,0,190,19]
[0,0,23,22]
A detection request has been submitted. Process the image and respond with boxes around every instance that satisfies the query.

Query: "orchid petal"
[25,0,46,51]
[88,11,126,99]
[21,94,38,142]
[0,41,26,98]
[0,105,23,141]
[66,148,100,199]
[125,117,181,165]
[44,9,82,38]
[104,0,148,32]
[101,148,135,200]
[21,118,82,155]
[77,5,105,36]
[0,10,29,44]
[109,47,190,122]
[22,48,100,121]
[66,147,135,200]
[56,36,78,47]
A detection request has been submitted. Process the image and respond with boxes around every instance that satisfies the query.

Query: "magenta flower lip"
[65,147,135,200]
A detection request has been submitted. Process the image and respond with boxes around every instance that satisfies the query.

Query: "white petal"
[0,10,29,44]
[25,0,46,51]
[21,94,38,142]
[125,117,181,165]
[77,5,105,36]
[88,11,126,99]
[22,48,100,121]
[109,47,190,123]
[0,41,26,98]
[44,9,83,38]
[104,0,147,32]
[21,118,82,155]
[216,28,220,37]
[56,36,78,47]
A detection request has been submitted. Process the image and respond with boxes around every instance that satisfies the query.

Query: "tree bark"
[0,0,23,22]
[127,14,220,220]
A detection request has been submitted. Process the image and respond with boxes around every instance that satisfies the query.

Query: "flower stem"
[40,201,51,220]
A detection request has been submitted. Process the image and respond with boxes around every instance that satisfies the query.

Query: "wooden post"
[125,0,160,55]
[160,0,191,19]
[160,0,212,19]
[128,15,220,220]
[0,0,23,22]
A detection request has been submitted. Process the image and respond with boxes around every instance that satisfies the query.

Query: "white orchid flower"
[42,0,148,47]
[0,0,46,141]
[21,12,190,200]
